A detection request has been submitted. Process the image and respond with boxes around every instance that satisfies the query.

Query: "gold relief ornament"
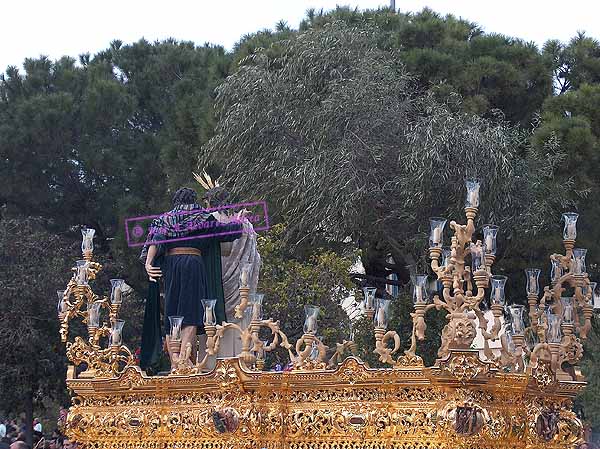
[528,401,584,446]
[337,357,369,384]
[436,351,490,383]
[530,360,555,388]
[437,398,490,437]
[63,355,587,449]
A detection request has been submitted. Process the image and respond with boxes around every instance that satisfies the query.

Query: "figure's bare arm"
[145,245,163,282]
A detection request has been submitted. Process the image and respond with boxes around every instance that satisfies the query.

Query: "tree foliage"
[200,21,572,286]
[543,33,600,94]
[298,7,552,126]
[257,223,356,365]
[0,218,72,443]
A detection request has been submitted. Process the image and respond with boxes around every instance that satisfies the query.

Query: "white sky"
[1,0,599,72]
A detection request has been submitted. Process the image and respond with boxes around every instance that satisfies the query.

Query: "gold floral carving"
[531,361,555,389]
[63,356,585,449]
[436,351,490,383]
[337,357,369,384]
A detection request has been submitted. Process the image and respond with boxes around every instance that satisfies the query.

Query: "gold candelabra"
[58,228,133,378]
[359,179,598,383]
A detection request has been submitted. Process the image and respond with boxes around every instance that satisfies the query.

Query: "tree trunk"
[25,389,33,448]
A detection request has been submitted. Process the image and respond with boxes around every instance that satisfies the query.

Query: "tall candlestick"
[468,190,478,206]
[466,180,480,208]
[566,222,576,239]
[529,274,536,293]
[252,303,261,320]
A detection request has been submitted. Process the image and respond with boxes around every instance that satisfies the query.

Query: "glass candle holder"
[57,290,68,315]
[465,179,481,208]
[374,298,391,329]
[593,283,600,310]
[483,224,499,256]
[504,327,516,353]
[109,319,125,346]
[309,338,321,361]
[81,228,95,253]
[441,247,452,268]
[572,248,587,274]
[508,305,525,335]
[110,279,125,305]
[413,275,428,304]
[547,314,562,343]
[490,275,507,305]
[88,302,102,328]
[303,305,320,334]
[201,300,217,326]
[429,217,447,248]
[525,268,541,296]
[562,212,579,240]
[470,243,484,272]
[169,316,184,341]
[550,258,563,284]
[241,305,254,329]
[239,261,252,288]
[249,293,265,321]
[561,297,574,324]
[363,287,377,312]
[75,260,89,286]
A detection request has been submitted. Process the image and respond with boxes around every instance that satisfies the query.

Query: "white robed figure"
[194,171,261,363]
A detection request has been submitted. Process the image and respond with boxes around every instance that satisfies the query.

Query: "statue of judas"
[139,186,243,372]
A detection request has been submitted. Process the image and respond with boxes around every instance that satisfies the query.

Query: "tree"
[530,83,600,270]
[257,224,356,366]
[299,7,552,126]
[0,39,233,293]
[543,33,600,95]
[199,21,572,291]
[0,218,73,446]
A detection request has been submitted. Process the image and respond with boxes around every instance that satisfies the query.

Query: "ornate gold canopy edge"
[66,352,585,397]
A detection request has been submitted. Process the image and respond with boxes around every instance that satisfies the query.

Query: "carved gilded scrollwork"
[64,355,586,449]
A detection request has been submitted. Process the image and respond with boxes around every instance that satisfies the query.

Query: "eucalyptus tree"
[200,21,572,288]
[298,7,552,126]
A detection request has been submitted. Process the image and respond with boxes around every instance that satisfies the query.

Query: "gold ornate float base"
[65,351,584,449]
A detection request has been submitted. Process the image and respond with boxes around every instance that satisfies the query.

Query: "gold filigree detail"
[439,352,486,383]
[395,354,424,368]
[337,357,368,384]
[531,361,555,388]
